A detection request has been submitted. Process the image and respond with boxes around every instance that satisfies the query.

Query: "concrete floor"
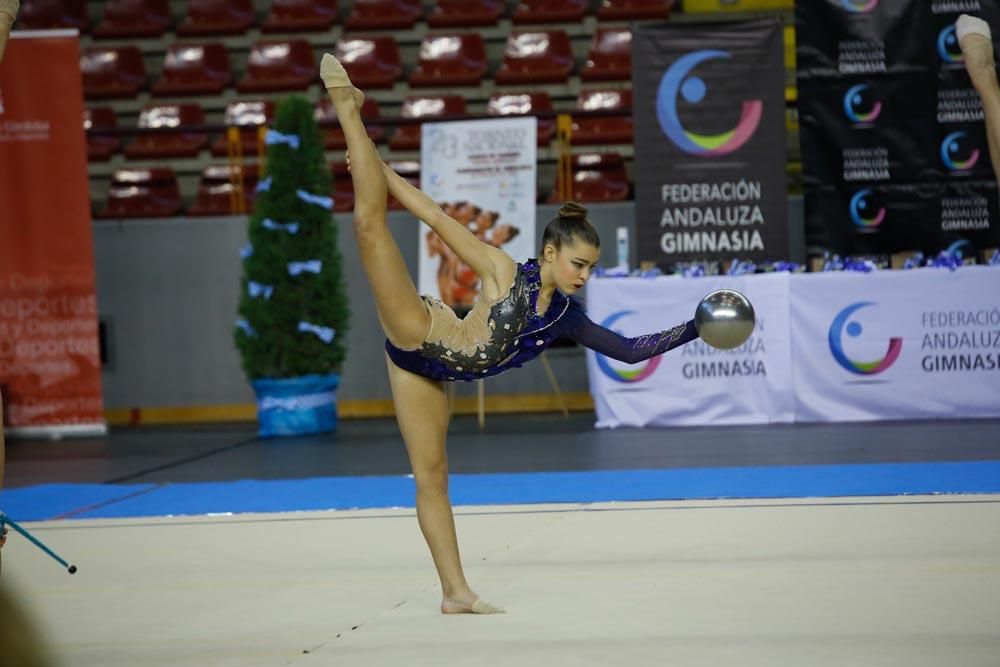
[4,495,999,667]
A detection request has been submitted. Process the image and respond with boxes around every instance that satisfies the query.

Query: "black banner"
[797,0,1000,256]
[633,19,789,268]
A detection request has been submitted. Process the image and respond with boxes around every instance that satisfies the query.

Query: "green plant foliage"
[235,95,350,378]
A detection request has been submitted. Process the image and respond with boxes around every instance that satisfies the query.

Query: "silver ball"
[694,289,756,350]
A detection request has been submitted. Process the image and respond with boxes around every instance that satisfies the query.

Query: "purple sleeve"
[567,316,699,364]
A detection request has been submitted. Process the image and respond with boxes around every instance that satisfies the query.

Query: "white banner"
[790,267,1000,422]
[585,273,794,427]
[418,117,537,306]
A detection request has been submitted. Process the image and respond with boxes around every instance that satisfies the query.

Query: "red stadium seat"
[386,160,420,210]
[261,0,338,32]
[572,89,633,145]
[81,46,147,99]
[388,95,467,151]
[549,153,630,203]
[151,43,232,97]
[188,164,260,216]
[18,0,89,32]
[345,0,422,31]
[511,0,587,24]
[93,0,171,38]
[100,168,182,218]
[177,0,255,36]
[334,37,403,89]
[596,0,673,20]
[495,31,574,85]
[124,104,208,160]
[210,100,276,157]
[236,40,317,93]
[408,34,488,88]
[315,97,384,150]
[486,91,555,147]
[330,162,355,212]
[427,0,504,28]
[581,28,632,82]
[85,107,120,162]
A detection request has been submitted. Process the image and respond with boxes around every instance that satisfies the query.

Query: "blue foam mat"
[2,461,998,521]
[0,483,157,522]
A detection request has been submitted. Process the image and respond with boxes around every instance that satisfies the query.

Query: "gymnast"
[320,53,700,614]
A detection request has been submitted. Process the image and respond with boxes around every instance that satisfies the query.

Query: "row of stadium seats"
[81,29,633,99]
[19,0,672,36]
[85,90,633,160]
[97,152,630,218]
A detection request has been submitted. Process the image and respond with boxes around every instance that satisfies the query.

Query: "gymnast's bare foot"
[957,15,996,86]
[441,589,505,615]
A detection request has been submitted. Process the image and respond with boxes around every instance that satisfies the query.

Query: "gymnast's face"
[544,240,600,294]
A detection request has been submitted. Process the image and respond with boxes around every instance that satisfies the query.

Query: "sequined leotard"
[385,258,698,382]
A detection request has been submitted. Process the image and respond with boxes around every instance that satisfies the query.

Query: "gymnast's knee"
[413,461,449,495]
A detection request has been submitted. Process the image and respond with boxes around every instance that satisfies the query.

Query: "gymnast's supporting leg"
[958,15,1000,186]
[386,356,503,614]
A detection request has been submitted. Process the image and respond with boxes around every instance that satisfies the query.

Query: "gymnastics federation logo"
[828,302,902,375]
[938,25,964,63]
[849,189,886,229]
[843,84,882,124]
[941,131,980,171]
[842,0,878,13]
[656,50,763,157]
[596,311,662,383]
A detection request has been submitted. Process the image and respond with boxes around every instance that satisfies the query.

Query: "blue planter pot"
[251,373,340,438]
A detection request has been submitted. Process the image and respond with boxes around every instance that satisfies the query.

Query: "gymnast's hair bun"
[558,202,588,220]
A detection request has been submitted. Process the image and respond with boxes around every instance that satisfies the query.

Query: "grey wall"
[94,199,804,409]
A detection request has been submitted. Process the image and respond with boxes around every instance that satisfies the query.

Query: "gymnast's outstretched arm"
[569,316,700,364]
[379,161,513,284]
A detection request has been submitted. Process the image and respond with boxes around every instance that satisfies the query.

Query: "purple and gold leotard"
[385,258,698,382]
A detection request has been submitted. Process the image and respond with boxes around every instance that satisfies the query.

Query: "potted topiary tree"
[234,95,349,437]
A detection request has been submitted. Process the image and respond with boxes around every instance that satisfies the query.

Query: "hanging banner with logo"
[586,269,1000,426]
[797,0,1000,257]
[633,19,789,269]
[585,273,794,428]
[0,31,106,437]
[418,117,537,307]
[790,267,1000,421]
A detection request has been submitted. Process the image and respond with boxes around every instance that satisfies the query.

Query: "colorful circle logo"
[828,302,902,375]
[940,131,980,171]
[843,84,882,124]
[938,25,964,63]
[596,311,663,383]
[656,50,763,157]
[842,0,879,13]
[849,189,886,228]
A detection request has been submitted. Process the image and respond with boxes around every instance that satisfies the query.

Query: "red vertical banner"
[0,32,105,436]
